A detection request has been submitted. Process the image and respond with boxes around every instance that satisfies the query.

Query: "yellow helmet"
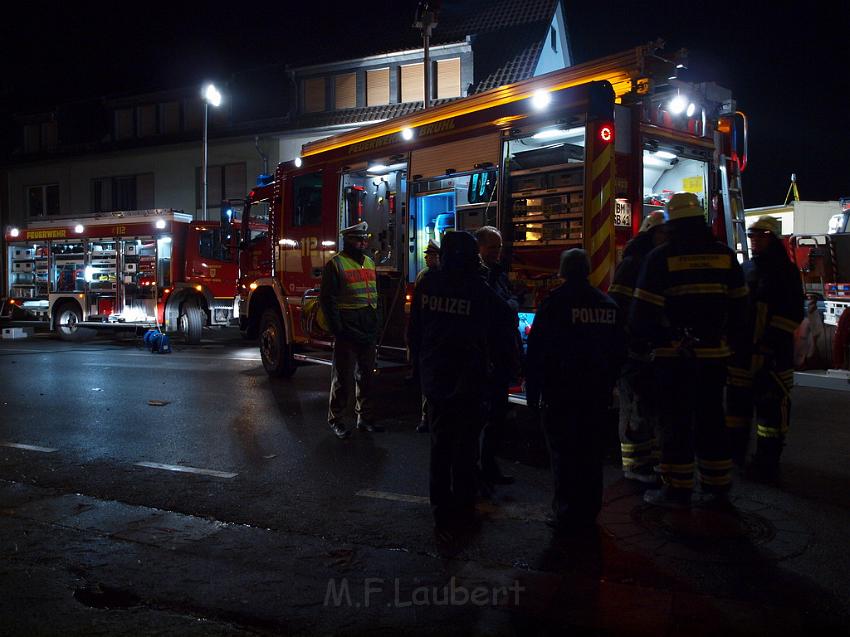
[664,192,704,221]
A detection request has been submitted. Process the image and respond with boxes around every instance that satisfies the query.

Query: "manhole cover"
[600,494,811,563]
[633,504,777,543]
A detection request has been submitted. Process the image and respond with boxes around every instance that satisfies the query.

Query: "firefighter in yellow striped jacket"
[608,210,668,483]
[726,215,804,481]
[320,222,383,439]
[630,193,748,508]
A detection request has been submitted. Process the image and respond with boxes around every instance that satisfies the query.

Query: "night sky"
[2,1,846,207]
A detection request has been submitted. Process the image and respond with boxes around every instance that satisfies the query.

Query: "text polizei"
[420,294,472,316]
[571,307,616,324]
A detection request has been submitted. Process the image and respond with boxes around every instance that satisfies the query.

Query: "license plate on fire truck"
[614,199,631,227]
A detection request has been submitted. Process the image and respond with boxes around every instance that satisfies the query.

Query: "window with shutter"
[184,99,203,131]
[366,68,390,106]
[136,173,155,208]
[115,108,134,140]
[224,163,246,200]
[436,58,461,99]
[304,77,326,113]
[23,124,40,153]
[160,102,180,134]
[138,105,158,137]
[400,63,424,103]
[334,73,357,110]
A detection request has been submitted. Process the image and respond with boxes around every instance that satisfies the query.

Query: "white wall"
[533,3,572,76]
[6,135,281,225]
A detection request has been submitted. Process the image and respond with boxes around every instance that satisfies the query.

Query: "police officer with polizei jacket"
[320,221,384,439]
[525,249,626,534]
[408,231,517,538]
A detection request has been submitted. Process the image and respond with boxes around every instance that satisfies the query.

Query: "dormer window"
[304,77,326,113]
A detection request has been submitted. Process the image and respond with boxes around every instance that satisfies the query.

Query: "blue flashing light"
[256,173,273,186]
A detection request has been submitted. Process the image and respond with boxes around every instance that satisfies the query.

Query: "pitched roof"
[291,0,559,82]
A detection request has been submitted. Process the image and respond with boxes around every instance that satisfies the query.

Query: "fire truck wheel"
[178,303,204,345]
[54,302,94,342]
[259,309,297,377]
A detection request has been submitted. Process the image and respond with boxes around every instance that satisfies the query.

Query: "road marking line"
[356,489,549,521]
[1,442,58,453]
[134,461,237,479]
[356,489,430,504]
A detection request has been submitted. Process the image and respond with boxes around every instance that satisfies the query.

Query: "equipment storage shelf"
[9,242,49,299]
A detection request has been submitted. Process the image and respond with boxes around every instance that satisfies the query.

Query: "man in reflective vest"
[631,192,748,508]
[726,215,803,481]
[320,221,383,439]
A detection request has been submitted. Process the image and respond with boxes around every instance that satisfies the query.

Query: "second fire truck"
[3,209,239,343]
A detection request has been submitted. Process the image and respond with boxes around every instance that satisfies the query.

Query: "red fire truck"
[2,209,239,343]
[236,43,747,379]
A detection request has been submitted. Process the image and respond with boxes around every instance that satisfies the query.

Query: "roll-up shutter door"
[304,78,326,113]
[436,58,461,99]
[401,63,424,103]
[335,73,356,110]
[410,133,501,180]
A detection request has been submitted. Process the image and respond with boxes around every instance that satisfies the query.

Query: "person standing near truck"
[726,215,804,481]
[608,211,668,483]
[321,222,384,439]
[409,231,516,540]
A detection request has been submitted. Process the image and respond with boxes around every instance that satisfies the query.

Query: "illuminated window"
[367,68,390,106]
[400,63,424,103]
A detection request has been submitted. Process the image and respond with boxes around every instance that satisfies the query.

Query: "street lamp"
[202,83,222,221]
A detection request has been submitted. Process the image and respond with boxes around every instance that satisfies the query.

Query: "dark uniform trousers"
[327,338,376,426]
[428,395,483,525]
[480,374,510,477]
[655,358,732,493]
[542,396,606,525]
[726,352,794,464]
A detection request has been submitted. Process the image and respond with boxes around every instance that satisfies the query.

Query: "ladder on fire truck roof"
[720,111,749,261]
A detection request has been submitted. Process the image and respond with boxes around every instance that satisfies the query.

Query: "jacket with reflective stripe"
[333,253,378,309]
[630,221,747,359]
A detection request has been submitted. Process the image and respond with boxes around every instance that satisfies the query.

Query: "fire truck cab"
[237,43,747,380]
[3,209,238,343]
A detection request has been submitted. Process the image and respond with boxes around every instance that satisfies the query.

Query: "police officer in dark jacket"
[526,249,625,533]
[409,231,516,538]
[475,226,522,487]
[631,193,748,508]
[726,215,803,480]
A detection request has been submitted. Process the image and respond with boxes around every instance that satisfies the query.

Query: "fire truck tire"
[178,303,204,345]
[259,309,296,377]
[54,302,94,342]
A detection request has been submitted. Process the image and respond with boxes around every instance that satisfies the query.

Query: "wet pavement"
[1,330,849,634]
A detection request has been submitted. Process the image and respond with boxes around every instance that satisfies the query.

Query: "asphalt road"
[1,329,849,634]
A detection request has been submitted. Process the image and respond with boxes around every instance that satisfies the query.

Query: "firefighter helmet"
[748,215,781,236]
[639,210,666,233]
[664,192,704,222]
